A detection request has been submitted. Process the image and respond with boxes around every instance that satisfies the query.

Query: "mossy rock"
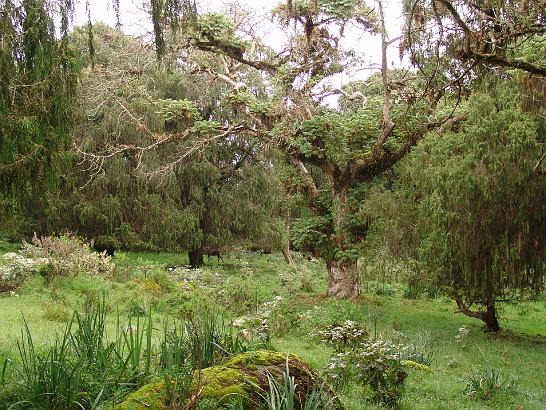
[115,380,168,410]
[115,350,343,409]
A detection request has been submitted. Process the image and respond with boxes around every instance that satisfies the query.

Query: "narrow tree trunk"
[282,245,294,266]
[282,209,294,266]
[326,259,359,298]
[188,248,204,268]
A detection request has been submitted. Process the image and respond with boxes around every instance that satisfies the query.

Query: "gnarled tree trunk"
[324,172,360,298]
[456,298,501,332]
[326,259,359,298]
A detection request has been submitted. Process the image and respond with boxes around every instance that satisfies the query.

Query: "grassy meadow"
[0,244,544,409]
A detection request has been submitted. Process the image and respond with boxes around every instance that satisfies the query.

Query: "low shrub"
[232,296,283,345]
[24,233,113,280]
[312,320,368,352]
[326,339,409,407]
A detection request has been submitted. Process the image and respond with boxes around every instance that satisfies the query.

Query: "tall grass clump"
[464,366,517,401]
[160,313,249,372]
[3,296,155,408]
[261,356,334,410]
[9,318,85,409]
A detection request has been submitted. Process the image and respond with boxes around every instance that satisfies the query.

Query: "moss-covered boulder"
[115,350,343,409]
[115,380,168,410]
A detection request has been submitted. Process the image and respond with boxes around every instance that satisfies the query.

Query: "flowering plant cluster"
[232,296,283,344]
[456,326,470,344]
[0,252,49,291]
[312,320,368,351]
[326,339,408,407]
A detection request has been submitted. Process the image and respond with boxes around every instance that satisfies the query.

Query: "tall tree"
[115,0,466,296]
[384,88,544,331]
[0,0,78,235]
[69,24,285,265]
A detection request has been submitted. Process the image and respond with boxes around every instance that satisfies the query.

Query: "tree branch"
[372,0,395,158]
[289,156,319,198]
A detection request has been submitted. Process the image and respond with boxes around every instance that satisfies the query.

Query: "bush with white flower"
[325,339,410,408]
[232,296,283,344]
[0,252,49,291]
[24,233,113,279]
[312,320,368,351]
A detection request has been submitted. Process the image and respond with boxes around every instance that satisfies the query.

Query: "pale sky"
[74,0,407,88]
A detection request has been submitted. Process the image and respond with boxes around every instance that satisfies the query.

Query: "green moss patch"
[115,350,340,409]
[115,380,167,410]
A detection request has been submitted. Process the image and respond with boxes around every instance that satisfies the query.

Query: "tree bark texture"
[323,171,360,298]
[326,259,359,298]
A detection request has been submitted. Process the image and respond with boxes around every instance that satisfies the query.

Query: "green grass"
[0,246,545,409]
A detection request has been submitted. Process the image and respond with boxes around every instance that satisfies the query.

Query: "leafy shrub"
[297,302,364,337]
[232,296,284,345]
[326,339,408,407]
[464,366,517,401]
[215,276,256,314]
[24,233,113,279]
[270,299,300,337]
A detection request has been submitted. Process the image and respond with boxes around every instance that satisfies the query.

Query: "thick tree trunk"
[326,259,359,298]
[325,179,360,298]
[188,248,204,268]
[456,298,501,332]
[482,304,500,332]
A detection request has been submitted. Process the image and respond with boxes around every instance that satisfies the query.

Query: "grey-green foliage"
[53,24,285,253]
[397,90,544,313]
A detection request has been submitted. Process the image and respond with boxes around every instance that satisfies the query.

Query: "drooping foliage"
[133,0,470,296]
[378,86,545,330]
[57,24,285,258]
[0,0,79,235]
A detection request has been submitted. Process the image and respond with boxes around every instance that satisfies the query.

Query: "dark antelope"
[202,246,226,262]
